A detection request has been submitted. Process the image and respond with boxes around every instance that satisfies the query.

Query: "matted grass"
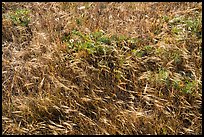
[2,2,202,135]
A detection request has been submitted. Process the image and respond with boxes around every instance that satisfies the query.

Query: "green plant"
[98,36,111,45]
[163,15,169,22]
[169,16,183,25]
[91,31,104,39]
[63,30,113,56]
[132,45,154,57]
[171,26,182,35]
[76,18,82,26]
[171,51,182,65]
[182,80,196,94]
[118,35,128,42]
[155,68,169,85]
[133,49,144,57]
[185,14,202,33]
[9,8,30,27]
[172,77,184,91]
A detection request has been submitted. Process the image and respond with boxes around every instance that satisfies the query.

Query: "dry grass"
[2,2,202,135]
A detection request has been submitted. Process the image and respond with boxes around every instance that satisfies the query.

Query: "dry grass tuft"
[2,2,202,135]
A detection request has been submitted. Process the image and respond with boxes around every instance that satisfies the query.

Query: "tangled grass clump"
[2,2,202,135]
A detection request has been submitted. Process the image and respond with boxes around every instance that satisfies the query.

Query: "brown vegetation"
[2,2,202,135]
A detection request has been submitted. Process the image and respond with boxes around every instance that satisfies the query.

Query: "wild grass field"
[2,2,202,135]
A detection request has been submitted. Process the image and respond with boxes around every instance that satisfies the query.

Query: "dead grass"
[2,2,202,135]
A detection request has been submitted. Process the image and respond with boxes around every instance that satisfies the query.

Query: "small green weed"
[155,68,169,85]
[171,51,182,65]
[185,18,202,37]
[163,15,169,22]
[9,8,30,27]
[182,80,196,94]
[172,78,197,94]
[132,45,154,57]
[76,18,82,26]
[172,79,183,91]
[171,26,182,35]
[63,30,113,56]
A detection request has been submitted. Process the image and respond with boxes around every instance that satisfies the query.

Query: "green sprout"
[156,68,169,85]
[182,80,196,94]
[9,8,30,27]
[163,15,169,22]
[171,26,182,35]
[76,18,82,26]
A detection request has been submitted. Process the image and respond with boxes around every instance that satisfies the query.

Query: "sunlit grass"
[2,2,202,135]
